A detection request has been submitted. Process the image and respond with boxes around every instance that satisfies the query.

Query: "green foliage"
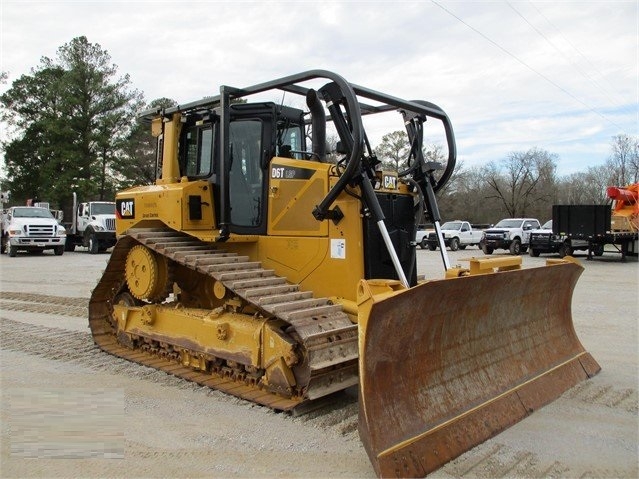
[376,131,410,172]
[113,97,178,188]
[1,36,142,209]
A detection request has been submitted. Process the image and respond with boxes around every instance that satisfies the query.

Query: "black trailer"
[553,204,638,260]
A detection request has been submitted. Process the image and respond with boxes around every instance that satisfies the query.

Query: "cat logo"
[116,198,135,219]
[382,173,398,190]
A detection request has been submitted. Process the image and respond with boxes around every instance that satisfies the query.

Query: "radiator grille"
[25,224,55,237]
[105,218,116,231]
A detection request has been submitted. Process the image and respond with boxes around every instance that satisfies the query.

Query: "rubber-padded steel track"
[89,228,359,411]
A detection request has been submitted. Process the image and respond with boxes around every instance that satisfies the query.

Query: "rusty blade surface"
[358,261,601,478]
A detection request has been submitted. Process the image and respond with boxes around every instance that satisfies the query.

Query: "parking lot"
[0,246,637,478]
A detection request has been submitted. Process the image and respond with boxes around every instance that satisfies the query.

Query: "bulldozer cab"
[177,102,307,235]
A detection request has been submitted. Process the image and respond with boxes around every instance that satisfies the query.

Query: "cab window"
[183,125,214,177]
[276,122,304,159]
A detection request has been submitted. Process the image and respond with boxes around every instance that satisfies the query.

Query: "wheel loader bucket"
[357,259,600,478]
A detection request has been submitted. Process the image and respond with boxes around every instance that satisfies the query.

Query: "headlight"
[57,226,66,236]
[93,225,104,231]
[503,233,509,239]
[8,229,23,236]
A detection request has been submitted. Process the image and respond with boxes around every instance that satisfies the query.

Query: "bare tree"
[484,148,558,218]
[557,165,612,204]
[607,134,639,185]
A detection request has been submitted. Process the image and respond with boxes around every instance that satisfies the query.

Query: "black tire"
[8,242,16,257]
[592,244,604,256]
[449,237,460,251]
[427,244,437,251]
[529,248,541,257]
[54,245,64,256]
[420,238,428,250]
[88,234,99,254]
[1,235,6,255]
[509,239,522,255]
[559,242,572,258]
[481,244,493,255]
[458,245,467,250]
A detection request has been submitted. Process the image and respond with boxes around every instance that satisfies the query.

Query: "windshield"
[494,219,523,228]
[12,207,54,219]
[441,221,462,230]
[91,203,115,215]
[541,220,552,229]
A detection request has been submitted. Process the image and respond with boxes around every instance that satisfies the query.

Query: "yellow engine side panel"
[115,180,215,235]
[268,157,330,237]
[263,161,366,302]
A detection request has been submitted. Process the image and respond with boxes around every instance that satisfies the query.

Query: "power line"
[518,0,633,115]
[430,0,626,131]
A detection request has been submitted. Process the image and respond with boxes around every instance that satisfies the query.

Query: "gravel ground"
[0,245,637,478]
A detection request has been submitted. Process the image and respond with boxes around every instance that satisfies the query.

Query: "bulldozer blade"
[357,260,600,478]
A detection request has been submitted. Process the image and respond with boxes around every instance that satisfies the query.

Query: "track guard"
[357,260,600,478]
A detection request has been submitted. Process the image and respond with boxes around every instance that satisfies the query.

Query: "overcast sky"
[1,1,636,177]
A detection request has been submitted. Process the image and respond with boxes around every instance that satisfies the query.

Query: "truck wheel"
[458,245,467,250]
[509,239,522,255]
[529,248,541,257]
[54,245,64,256]
[449,238,460,251]
[482,244,493,255]
[427,244,437,251]
[592,244,604,256]
[8,242,16,257]
[559,243,572,258]
[88,234,99,254]
[0,235,6,255]
[420,238,428,250]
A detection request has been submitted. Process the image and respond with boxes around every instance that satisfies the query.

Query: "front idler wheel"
[125,245,172,303]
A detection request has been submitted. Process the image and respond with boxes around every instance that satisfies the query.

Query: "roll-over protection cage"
[139,70,458,282]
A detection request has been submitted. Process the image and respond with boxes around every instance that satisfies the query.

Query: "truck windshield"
[441,221,462,230]
[91,203,115,215]
[12,207,53,219]
[495,219,523,228]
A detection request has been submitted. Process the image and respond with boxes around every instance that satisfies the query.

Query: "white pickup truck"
[480,217,541,255]
[424,220,482,251]
[1,206,67,257]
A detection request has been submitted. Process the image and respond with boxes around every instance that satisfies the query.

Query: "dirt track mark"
[445,441,633,479]
[564,379,638,413]
[0,291,87,318]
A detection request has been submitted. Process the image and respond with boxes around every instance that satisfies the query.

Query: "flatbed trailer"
[553,204,638,261]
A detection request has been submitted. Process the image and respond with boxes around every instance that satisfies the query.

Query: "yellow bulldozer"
[90,70,600,477]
